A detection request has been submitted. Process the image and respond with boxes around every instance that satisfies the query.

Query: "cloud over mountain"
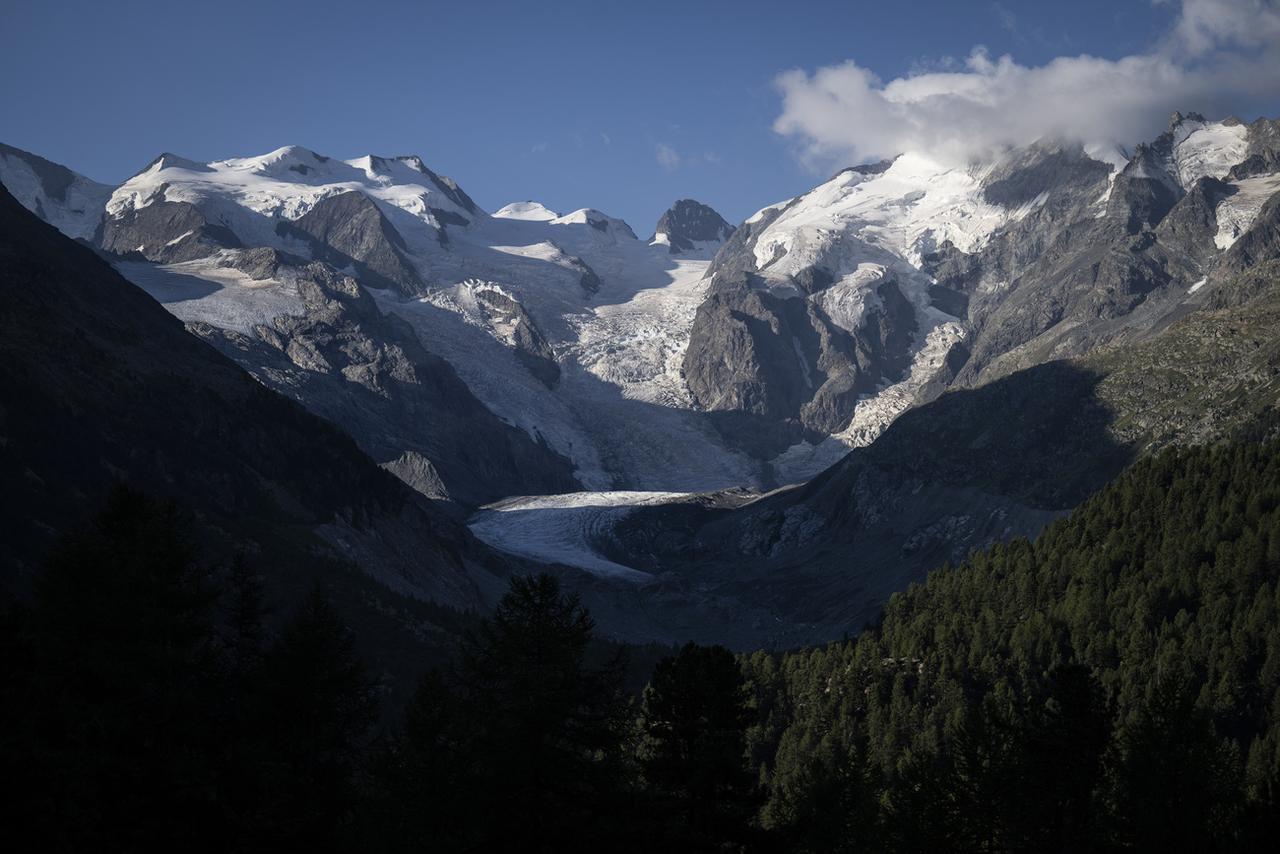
[774,0,1280,166]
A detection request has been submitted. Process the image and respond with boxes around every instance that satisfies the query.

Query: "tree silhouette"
[640,642,759,851]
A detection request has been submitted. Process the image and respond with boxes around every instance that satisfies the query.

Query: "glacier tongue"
[468,491,692,582]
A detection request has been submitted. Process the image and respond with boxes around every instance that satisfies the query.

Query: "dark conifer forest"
[6,436,1280,851]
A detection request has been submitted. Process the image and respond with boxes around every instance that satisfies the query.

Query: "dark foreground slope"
[0,184,507,611]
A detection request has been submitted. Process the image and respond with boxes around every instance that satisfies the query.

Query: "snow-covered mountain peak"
[216,145,328,176]
[101,145,483,255]
[0,142,112,241]
[131,152,210,179]
[493,200,561,221]
[550,208,638,240]
[347,153,424,181]
[1113,114,1251,197]
[749,150,1014,275]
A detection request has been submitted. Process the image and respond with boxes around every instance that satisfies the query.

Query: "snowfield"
[119,259,305,334]
[1171,120,1248,189]
[1215,174,1280,249]
[0,146,112,241]
[750,153,1015,274]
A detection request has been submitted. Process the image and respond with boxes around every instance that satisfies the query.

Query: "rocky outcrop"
[277,190,424,294]
[653,199,735,253]
[191,258,580,506]
[218,246,308,280]
[982,141,1112,209]
[473,288,561,388]
[1228,117,1280,179]
[683,272,916,450]
[100,195,243,263]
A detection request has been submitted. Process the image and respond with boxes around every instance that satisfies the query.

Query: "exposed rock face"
[569,255,602,295]
[981,142,1112,209]
[276,190,424,294]
[934,117,1280,391]
[100,196,243,263]
[1228,117,1280,179]
[386,153,481,218]
[474,288,561,388]
[683,275,915,450]
[0,183,505,609]
[190,259,579,506]
[219,246,307,280]
[680,116,1280,459]
[683,181,922,451]
[380,450,449,500]
[1219,193,1280,277]
[653,199,735,253]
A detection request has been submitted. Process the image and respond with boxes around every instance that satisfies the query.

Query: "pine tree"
[252,587,377,851]
[452,573,631,852]
[639,642,759,851]
[1112,674,1243,851]
[21,488,226,850]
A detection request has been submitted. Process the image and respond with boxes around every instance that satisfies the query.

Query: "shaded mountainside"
[183,252,579,506]
[0,184,507,612]
[610,260,1280,646]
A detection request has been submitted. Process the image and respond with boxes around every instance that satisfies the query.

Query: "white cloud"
[655,142,681,171]
[773,0,1280,167]
[1169,0,1280,55]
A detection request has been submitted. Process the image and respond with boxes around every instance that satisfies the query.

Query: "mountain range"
[3,109,1280,646]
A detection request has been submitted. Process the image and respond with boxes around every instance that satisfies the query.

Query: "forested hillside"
[744,436,1280,851]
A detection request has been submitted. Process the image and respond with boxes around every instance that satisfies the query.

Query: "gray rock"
[218,246,307,280]
[381,450,450,500]
[100,194,242,263]
[653,199,735,253]
[474,288,561,388]
[276,190,424,294]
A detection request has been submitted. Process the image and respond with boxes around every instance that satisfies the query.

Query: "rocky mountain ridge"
[4,113,1280,645]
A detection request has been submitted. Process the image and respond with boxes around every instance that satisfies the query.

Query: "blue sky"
[0,0,1231,229]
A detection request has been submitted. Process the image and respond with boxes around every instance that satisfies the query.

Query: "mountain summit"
[653,198,735,253]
